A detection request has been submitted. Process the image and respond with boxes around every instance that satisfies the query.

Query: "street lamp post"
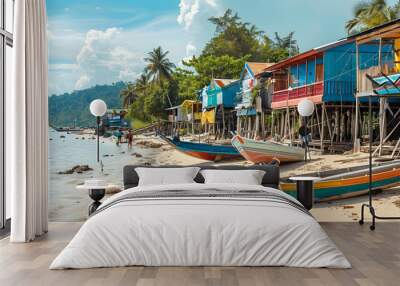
[297,99,315,162]
[90,99,107,162]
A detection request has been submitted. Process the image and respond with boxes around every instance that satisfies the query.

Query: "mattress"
[50,183,351,269]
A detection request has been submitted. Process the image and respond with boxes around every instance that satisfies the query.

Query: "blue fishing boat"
[159,135,240,161]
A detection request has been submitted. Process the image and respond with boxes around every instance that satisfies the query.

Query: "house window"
[316,56,324,82]
[273,71,288,91]
[1,0,14,230]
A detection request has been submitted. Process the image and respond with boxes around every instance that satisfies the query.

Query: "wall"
[323,42,356,102]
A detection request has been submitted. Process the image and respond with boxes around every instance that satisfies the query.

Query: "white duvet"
[50,183,351,269]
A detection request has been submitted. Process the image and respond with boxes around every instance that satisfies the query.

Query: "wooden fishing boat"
[159,135,241,161]
[231,135,304,163]
[280,161,400,201]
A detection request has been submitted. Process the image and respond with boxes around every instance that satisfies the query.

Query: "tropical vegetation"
[346,0,400,34]
[120,9,299,123]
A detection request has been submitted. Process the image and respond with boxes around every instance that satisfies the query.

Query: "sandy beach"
[49,131,400,223]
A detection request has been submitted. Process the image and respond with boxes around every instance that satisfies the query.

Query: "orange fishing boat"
[280,161,400,201]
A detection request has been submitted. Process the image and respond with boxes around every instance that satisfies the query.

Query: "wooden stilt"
[271,111,275,138]
[221,105,226,138]
[373,116,400,156]
[378,97,386,156]
[320,104,325,151]
[248,116,252,138]
[354,42,360,151]
[323,104,333,141]
[261,111,265,139]
[280,110,285,140]
[255,112,260,139]
[334,108,339,143]
[340,111,345,142]
[236,115,240,135]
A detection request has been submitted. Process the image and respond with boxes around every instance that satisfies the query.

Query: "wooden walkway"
[0,222,399,286]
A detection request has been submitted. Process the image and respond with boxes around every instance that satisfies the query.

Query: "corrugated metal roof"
[247,62,275,75]
[214,78,237,87]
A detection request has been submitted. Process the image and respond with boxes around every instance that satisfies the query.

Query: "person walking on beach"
[126,129,133,149]
[115,129,123,146]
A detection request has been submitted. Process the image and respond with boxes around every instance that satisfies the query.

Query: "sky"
[47,0,399,95]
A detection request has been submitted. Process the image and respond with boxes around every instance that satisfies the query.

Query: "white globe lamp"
[90,99,107,162]
[297,99,315,117]
[90,99,107,117]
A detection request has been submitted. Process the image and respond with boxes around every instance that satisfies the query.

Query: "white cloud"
[177,0,219,30]
[186,42,197,57]
[177,0,200,30]
[74,28,144,89]
[75,75,90,90]
[205,0,217,7]
[48,16,190,94]
[179,42,198,68]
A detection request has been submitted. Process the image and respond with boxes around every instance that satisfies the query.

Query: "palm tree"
[144,46,175,84]
[144,46,175,106]
[274,32,299,57]
[120,83,136,108]
[134,73,149,93]
[209,9,240,33]
[346,0,400,34]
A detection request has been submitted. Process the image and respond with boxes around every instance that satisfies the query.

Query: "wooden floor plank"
[0,222,399,286]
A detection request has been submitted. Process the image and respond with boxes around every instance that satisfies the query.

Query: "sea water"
[48,129,157,221]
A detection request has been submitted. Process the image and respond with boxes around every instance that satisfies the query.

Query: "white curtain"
[9,0,48,242]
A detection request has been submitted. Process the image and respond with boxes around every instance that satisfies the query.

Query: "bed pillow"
[200,169,266,185]
[135,167,201,186]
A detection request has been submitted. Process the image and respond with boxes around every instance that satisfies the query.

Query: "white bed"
[50,183,351,269]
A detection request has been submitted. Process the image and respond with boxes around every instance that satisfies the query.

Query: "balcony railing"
[272,82,324,102]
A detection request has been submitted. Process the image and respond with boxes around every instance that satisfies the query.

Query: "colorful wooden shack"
[235,62,274,139]
[350,19,400,157]
[200,78,240,137]
[165,100,202,135]
[268,34,397,152]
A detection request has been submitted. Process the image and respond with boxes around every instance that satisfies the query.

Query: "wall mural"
[47,1,400,225]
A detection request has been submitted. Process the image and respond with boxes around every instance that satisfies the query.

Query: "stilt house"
[235,62,274,139]
[200,79,240,137]
[268,34,395,152]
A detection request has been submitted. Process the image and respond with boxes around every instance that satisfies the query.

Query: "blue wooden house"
[235,62,274,116]
[201,79,240,109]
[268,34,396,149]
[235,62,274,138]
[200,79,240,136]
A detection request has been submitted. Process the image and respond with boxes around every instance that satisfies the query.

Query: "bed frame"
[123,165,280,190]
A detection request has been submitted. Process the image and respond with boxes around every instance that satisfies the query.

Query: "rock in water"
[131,152,143,158]
[58,164,93,174]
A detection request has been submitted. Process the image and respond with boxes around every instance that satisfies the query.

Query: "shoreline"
[49,131,400,222]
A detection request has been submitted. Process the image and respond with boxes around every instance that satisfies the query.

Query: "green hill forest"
[49,82,126,128]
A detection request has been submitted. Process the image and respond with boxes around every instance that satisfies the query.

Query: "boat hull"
[280,164,400,201]
[231,135,304,163]
[159,135,241,161]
